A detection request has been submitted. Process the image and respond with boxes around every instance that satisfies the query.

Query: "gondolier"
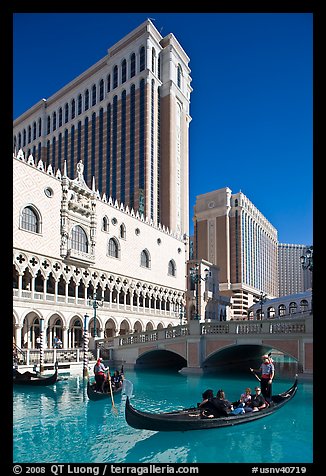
[250,354,275,402]
[93,357,108,392]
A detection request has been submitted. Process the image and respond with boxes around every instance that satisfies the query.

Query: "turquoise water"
[13,370,312,464]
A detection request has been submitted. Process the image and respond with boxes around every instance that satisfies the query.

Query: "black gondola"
[13,367,58,387]
[86,379,123,401]
[125,376,298,432]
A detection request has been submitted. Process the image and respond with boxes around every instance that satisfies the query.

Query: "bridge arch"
[136,349,187,370]
[203,343,298,375]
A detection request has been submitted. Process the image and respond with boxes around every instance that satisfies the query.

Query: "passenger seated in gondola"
[233,387,253,413]
[200,389,234,418]
[111,369,123,390]
[250,386,268,412]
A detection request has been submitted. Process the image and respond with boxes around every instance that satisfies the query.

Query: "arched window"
[139,46,145,72]
[78,94,82,115]
[152,47,156,73]
[85,89,89,111]
[113,65,118,88]
[130,53,136,78]
[28,125,31,143]
[21,206,40,233]
[300,299,309,312]
[102,216,109,232]
[121,59,127,83]
[177,64,182,88]
[92,84,96,106]
[107,74,111,93]
[64,103,69,123]
[289,302,297,314]
[141,249,150,268]
[33,122,37,141]
[38,118,42,137]
[71,99,76,119]
[278,304,286,317]
[120,223,126,239]
[99,79,104,101]
[47,117,51,135]
[108,238,119,258]
[168,260,176,276]
[58,107,62,127]
[71,225,88,253]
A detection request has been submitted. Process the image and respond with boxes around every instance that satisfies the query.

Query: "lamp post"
[88,291,104,338]
[259,291,267,320]
[189,264,209,320]
[300,245,313,292]
[83,314,89,378]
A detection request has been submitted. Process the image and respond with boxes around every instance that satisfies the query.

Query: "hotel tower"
[13,19,192,236]
[193,188,279,319]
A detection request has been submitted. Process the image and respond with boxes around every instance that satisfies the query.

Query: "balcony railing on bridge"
[98,311,311,348]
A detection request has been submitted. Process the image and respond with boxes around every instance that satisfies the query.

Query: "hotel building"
[193,187,279,319]
[13,19,192,237]
[278,243,313,296]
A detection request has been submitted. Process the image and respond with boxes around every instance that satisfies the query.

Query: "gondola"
[13,366,58,387]
[86,379,123,401]
[125,375,298,432]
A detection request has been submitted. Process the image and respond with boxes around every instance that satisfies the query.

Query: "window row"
[14,46,148,148]
[19,206,177,276]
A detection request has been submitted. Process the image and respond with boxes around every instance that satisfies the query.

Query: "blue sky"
[13,13,313,245]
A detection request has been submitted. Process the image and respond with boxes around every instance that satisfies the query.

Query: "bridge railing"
[109,313,312,348]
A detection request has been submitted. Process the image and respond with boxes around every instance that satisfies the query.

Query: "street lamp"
[300,246,313,271]
[88,291,104,338]
[189,264,209,320]
[259,291,267,320]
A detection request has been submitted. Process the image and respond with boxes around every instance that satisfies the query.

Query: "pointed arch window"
[120,223,126,239]
[108,238,119,258]
[141,249,150,268]
[102,216,109,232]
[71,225,88,253]
[21,206,41,233]
[168,259,176,277]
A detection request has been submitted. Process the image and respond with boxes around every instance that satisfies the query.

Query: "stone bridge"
[99,311,313,377]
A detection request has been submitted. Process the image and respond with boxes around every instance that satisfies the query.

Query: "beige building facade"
[13,151,187,350]
[193,187,278,319]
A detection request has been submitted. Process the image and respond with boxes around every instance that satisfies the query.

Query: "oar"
[250,368,261,382]
[107,367,118,415]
